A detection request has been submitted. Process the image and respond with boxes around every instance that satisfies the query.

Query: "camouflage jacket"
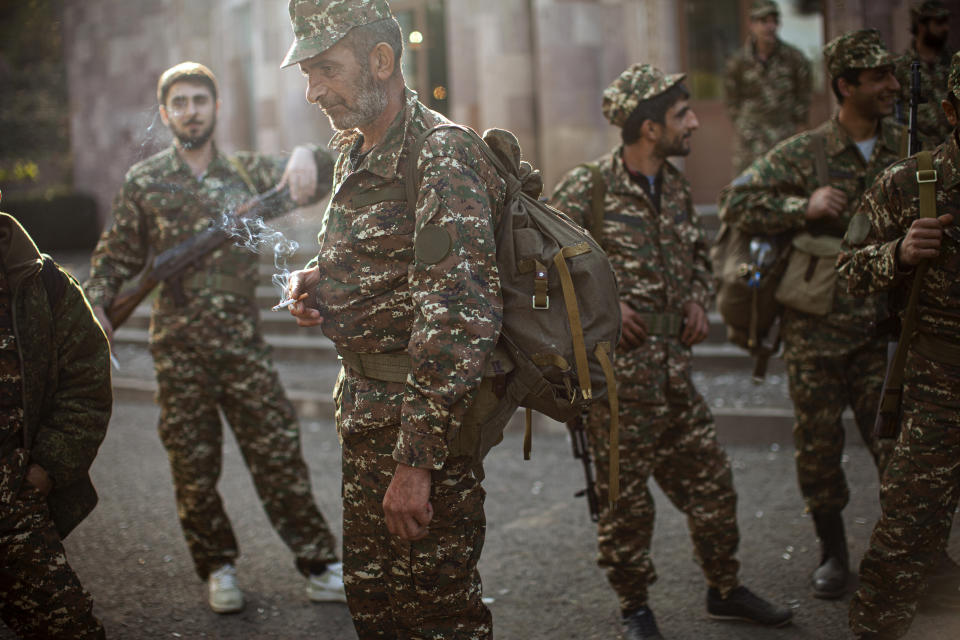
[895,45,953,150]
[718,117,905,359]
[315,88,505,470]
[0,213,112,537]
[85,144,331,347]
[724,37,812,142]
[838,132,960,344]
[550,149,713,404]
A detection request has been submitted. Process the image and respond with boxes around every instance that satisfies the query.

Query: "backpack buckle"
[917,169,938,184]
[532,294,550,310]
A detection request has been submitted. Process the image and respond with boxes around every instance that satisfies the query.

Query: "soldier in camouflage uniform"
[718,30,903,600]
[550,64,792,640]
[724,0,813,174]
[84,62,343,614]
[842,50,960,640]
[0,210,112,639]
[894,0,953,149]
[282,1,505,637]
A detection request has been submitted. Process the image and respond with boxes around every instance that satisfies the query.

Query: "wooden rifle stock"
[104,184,286,330]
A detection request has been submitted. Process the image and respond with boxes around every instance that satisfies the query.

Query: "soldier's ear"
[640,119,660,143]
[371,42,395,81]
[942,99,958,128]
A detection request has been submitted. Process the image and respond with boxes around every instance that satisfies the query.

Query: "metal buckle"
[916,169,938,184]
[531,295,550,310]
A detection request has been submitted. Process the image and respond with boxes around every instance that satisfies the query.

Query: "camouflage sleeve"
[717,139,811,235]
[688,200,715,308]
[837,164,908,296]
[793,51,812,126]
[723,56,741,120]
[548,166,593,228]
[234,145,335,206]
[30,269,111,488]
[393,145,504,470]
[84,177,151,309]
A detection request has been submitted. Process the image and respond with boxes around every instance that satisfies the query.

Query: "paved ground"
[5,401,959,640]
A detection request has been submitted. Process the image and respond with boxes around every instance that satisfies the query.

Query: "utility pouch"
[775,232,843,316]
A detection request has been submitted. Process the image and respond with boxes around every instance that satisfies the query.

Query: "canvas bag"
[774,232,843,315]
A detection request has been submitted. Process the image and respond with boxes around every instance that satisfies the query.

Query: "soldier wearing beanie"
[550,63,792,640]
[281,0,507,637]
[894,0,954,148]
[719,29,904,601]
[85,60,343,614]
[842,49,960,640]
[723,0,813,173]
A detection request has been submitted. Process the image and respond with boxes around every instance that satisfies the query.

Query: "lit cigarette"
[110,352,121,370]
[272,292,308,311]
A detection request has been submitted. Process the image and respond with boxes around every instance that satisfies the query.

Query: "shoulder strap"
[40,256,67,311]
[227,155,259,196]
[812,133,829,187]
[898,124,909,159]
[576,162,606,240]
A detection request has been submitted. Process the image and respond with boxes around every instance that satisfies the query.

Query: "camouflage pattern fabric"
[551,150,740,609]
[586,396,740,612]
[823,29,896,79]
[0,213,111,638]
[314,88,504,637]
[724,38,812,173]
[341,425,490,639]
[718,117,904,512]
[282,0,393,68]
[750,0,779,19]
[85,146,339,580]
[0,481,104,640]
[895,48,953,150]
[840,133,960,639]
[602,64,686,128]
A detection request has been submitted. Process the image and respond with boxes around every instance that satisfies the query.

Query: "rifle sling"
[879,150,937,414]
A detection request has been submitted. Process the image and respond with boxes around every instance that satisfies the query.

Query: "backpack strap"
[40,256,67,310]
[576,162,607,240]
[876,150,937,424]
[227,155,259,196]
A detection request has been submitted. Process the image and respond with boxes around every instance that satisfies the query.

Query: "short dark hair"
[157,62,218,106]
[831,68,863,103]
[344,18,404,77]
[621,83,691,145]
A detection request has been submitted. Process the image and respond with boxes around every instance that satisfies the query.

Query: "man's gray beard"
[325,70,388,131]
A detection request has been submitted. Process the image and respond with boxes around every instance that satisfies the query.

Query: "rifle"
[106,184,288,329]
[873,61,924,440]
[566,412,600,522]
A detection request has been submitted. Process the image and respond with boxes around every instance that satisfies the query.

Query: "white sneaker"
[306,562,347,603]
[208,563,244,614]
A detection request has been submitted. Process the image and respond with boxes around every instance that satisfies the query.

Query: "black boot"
[811,510,849,599]
[622,606,664,640]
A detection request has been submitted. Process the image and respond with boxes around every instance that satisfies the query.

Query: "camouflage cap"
[823,29,895,78]
[602,63,686,128]
[281,0,393,69]
[750,0,780,19]
[911,0,950,20]
[157,62,218,105]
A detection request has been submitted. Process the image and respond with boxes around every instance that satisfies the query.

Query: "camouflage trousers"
[341,426,491,640]
[587,393,740,613]
[785,341,891,515]
[850,351,960,639]
[152,337,338,580]
[0,468,104,639]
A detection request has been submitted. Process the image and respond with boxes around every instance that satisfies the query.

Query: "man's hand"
[24,464,53,497]
[897,213,954,268]
[92,305,114,346]
[280,145,318,204]
[680,301,709,346]
[383,463,433,541]
[805,186,847,221]
[287,267,324,327]
[619,301,648,349]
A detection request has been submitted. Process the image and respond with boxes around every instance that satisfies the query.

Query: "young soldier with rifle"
[84,62,344,615]
[842,50,960,640]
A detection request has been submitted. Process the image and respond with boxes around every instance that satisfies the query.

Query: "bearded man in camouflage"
[724,0,813,174]
[842,50,960,640]
[283,1,506,638]
[84,61,343,614]
[550,64,791,640]
[894,0,954,149]
[718,30,904,600]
